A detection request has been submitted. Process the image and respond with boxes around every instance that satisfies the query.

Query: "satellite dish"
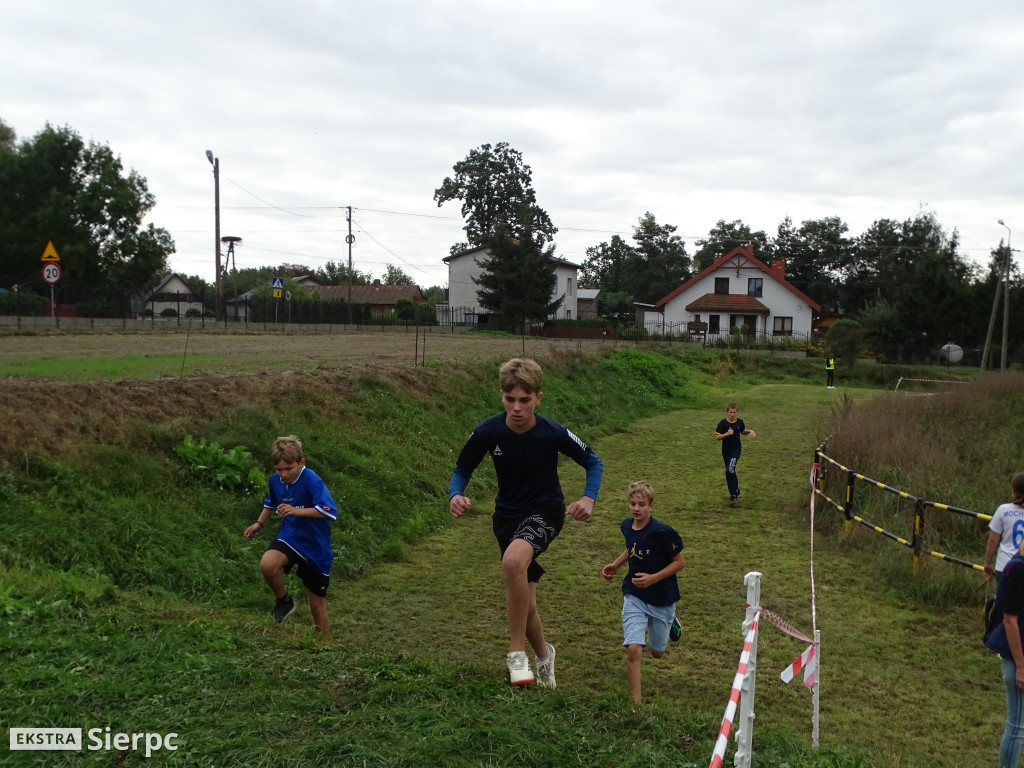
[940,343,963,364]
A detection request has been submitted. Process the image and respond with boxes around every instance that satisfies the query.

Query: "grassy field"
[0,333,1012,766]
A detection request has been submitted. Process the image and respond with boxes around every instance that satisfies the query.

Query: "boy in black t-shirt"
[602,481,686,703]
[715,402,756,507]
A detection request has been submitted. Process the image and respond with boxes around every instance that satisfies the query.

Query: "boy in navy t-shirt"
[449,358,603,688]
[602,480,686,703]
[715,402,756,507]
[243,435,337,638]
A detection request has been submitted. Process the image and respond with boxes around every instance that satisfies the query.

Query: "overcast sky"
[3,1,1022,289]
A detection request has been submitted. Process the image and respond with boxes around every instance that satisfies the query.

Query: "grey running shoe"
[536,643,556,689]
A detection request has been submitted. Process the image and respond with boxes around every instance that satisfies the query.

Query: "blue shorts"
[622,594,676,653]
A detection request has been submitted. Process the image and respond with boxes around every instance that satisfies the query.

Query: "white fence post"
[812,628,821,748]
[735,571,761,768]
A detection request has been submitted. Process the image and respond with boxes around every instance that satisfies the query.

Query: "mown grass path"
[334,383,1001,767]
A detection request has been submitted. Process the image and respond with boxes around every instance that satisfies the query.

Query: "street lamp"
[206,150,223,323]
[999,219,1012,372]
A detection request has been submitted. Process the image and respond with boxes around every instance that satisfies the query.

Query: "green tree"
[436,143,560,323]
[434,142,557,255]
[767,216,852,313]
[824,318,863,367]
[0,122,174,302]
[624,212,691,304]
[313,260,372,286]
[473,233,560,324]
[394,297,415,323]
[580,235,635,292]
[383,264,414,285]
[692,219,770,271]
[844,210,975,354]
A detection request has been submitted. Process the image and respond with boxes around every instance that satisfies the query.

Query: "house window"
[747,278,763,297]
[714,277,729,294]
[566,309,572,319]
[567,276,574,295]
[709,314,720,333]
[773,316,793,336]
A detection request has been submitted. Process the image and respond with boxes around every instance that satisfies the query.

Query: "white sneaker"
[506,651,534,685]
[535,643,556,689]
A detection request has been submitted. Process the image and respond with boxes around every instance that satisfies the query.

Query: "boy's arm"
[567,451,602,521]
[631,553,686,588]
[244,506,276,539]
[601,548,629,580]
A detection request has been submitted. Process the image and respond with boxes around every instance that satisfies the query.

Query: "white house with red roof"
[653,245,820,338]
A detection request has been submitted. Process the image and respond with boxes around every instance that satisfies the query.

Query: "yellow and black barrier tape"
[851,515,913,547]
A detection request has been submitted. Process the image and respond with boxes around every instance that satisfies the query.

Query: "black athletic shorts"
[267,539,330,597]
[493,508,565,583]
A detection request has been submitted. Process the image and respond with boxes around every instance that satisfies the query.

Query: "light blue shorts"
[622,594,677,653]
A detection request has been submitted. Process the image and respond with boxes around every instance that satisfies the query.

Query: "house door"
[744,315,757,337]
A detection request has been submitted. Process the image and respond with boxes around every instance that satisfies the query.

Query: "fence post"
[812,628,821,749]
[845,469,856,537]
[735,571,761,768]
[912,498,924,575]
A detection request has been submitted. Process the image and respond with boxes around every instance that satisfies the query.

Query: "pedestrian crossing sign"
[271,277,284,289]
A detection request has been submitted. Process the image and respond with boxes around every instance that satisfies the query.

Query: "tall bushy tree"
[383,264,414,285]
[473,230,560,323]
[693,219,769,271]
[845,210,976,355]
[580,235,634,292]
[768,216,852,313]
[435,143,560,321]
[0,122,174,301]
[434,141,557,254]
[626,212,691,304]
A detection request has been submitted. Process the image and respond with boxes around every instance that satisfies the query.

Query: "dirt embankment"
[0,330,591,463]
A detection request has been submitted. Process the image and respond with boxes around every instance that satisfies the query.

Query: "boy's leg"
[626,644,644,703]
[502,539,539,653]
[724,454,740,499]
[307,591,329,639]
[259,549,290,599]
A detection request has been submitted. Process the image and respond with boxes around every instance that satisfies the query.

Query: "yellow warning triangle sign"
[41,241,60,262]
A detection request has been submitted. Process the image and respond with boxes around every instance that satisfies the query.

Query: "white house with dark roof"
[653,245,820,338]
[443,245,580,323]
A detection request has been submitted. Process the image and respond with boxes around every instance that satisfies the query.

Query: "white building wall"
[445,249,578,320]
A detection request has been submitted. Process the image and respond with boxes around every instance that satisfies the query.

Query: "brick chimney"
[771,260,785,278]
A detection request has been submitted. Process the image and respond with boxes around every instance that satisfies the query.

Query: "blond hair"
[271,435,304,464]
[499,358,543,394]
[627,480,655,504]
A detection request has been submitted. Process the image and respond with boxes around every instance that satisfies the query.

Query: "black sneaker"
[670,616,682,642]
[729,496,738,507]
[272,594,296,624]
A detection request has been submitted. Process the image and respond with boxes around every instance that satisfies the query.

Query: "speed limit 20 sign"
[42,262,62,284]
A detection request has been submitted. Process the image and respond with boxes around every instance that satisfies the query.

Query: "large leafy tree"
[0,121,174,303]
[844,211,976,354]
[580,235,635,292]
[434,141,557,255]
[382,264,414,285]
[435,143,560,322]
[767,216,852,313]
[625,212,691,304]
[692,219,770,271]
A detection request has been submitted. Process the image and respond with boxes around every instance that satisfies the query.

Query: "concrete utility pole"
[999,220,1012,372]
[346,206,354,326]
[206,150,223,322]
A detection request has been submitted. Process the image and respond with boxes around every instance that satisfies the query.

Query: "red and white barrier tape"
[780,642,817,688]
[759,606,813,645]
[709,610,760,768]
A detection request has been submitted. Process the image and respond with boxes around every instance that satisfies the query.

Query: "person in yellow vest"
[825,355,835,389]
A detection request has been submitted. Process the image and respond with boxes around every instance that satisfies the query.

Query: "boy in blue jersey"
[715,402,756,507]
[449,358,603,688]
[244,435,338,638]
[601,480,685,704]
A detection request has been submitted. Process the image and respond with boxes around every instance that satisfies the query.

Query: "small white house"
[443,245,580,324]
[653,245,820,338]
[144,274,206,317]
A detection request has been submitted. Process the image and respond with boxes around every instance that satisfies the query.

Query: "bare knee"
[651,649,665,660]
[626,644,644,664]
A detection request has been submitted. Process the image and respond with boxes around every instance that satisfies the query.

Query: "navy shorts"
[493,508,565,583]
[267,539,330,597]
